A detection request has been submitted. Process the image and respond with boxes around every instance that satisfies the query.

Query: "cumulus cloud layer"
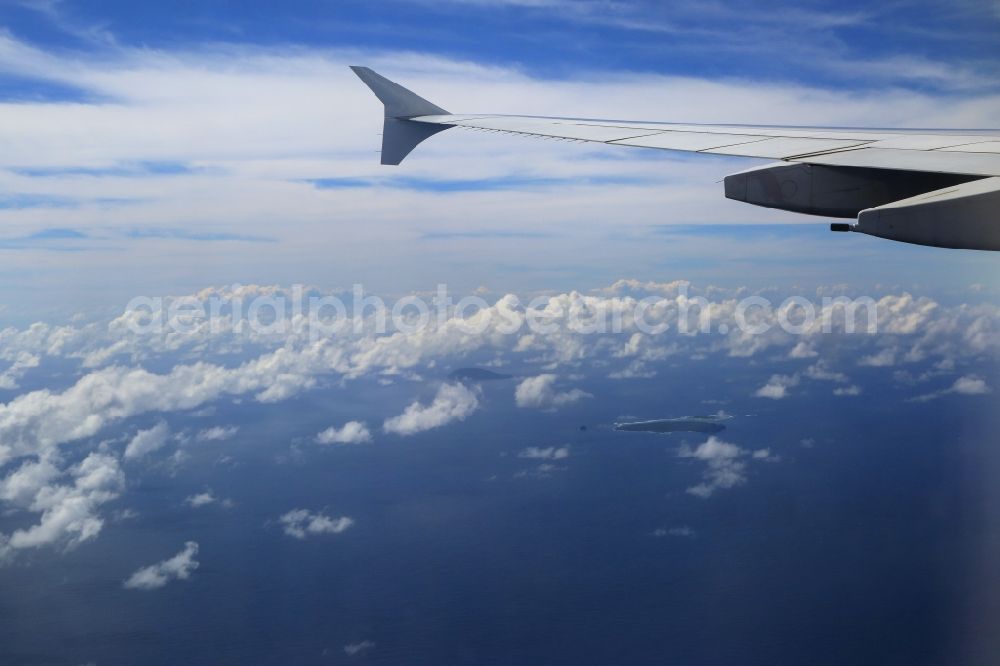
[384,383,479,436]
[123,541,200,590]
[0,280,996,561]
[0,284,994,463]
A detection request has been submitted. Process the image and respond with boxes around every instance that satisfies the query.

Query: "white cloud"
[196,425,238,441]
[753,373,799,400]
[804,362,848,383]
[280,509,354,539]
[0,34,994,320]
[514,374,591,409]
[681,438,743,462]
[123,541,199,590]
[0,28,994,568]
[951,375,991,395]
[185,491,216,507]
[124,421,171,460]
[833,385,863,396]
[0,352,40,390]
[518,445,570,460]
[315,421,372,445]
[384,383,479,436]
[113,508,139,521]
[0,282,994,472]
[678,436,773,498]
[0,457,60,507]
[0,452,124,560]
[788,341,817,359]
[0,281,993,471]
[0,365,215,464]
[344,641,376,656]
[912,374,992,402]
[184,490,232,508]
[0,280,996,561]
[859,348,897,367]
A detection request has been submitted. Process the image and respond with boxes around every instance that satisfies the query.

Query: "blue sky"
[3,0,998,92]
[0,0,998,320]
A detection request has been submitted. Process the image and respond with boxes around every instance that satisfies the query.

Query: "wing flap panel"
[611,132,768,151]
[940,141,1000,154]
[705,137,871,158]
[867,135,998,150]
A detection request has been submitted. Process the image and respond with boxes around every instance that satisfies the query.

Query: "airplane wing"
[351,66,1000,251]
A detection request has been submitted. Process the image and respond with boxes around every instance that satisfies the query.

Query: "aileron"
[610,132,769,151]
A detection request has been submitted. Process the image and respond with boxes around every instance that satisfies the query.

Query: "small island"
[448,367,513,382]
[614,415,729,434]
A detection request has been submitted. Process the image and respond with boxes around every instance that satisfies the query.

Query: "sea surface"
[2,358,999,665]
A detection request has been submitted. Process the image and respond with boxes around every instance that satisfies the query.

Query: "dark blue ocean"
[2,357,999,665]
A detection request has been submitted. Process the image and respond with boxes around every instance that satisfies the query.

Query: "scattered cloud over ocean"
[124,422,171,460]
[518,446,570,460]
[679,437,773,498]
[280,509,354,539]
[185,490,233,509]
[754,374,800,400]
[315,421,373,445]
[0,453,123,560]
[0,280,996,561]
[911,375,992,402]
[196,425,238,442]
[514,375,591,409]
[384,383,480,436]
[123,541,199,590]
[343,640,376,656]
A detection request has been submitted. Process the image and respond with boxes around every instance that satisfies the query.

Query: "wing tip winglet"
[349,65,449,119]
[350,66,453,165]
